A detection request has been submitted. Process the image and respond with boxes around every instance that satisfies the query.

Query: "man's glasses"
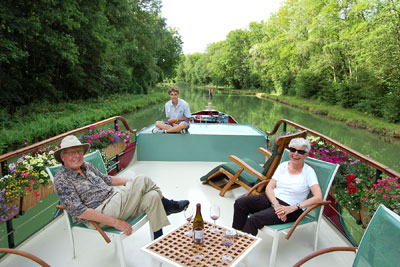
[63,150,83,156]
[289,147,307,155]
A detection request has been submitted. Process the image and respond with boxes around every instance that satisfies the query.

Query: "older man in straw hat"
[53,135,189,239]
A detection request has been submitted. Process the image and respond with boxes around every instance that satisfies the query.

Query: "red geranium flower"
[347,183,358,195]
[346,174,356,183]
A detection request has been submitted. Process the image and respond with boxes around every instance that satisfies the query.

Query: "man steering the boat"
[53,135,189,239]
[153,86,191,134]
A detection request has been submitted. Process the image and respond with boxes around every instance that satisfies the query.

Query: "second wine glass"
[183,206,194,236]
[209,205,220,233]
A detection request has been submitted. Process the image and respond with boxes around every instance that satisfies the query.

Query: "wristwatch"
[296,203,301,210]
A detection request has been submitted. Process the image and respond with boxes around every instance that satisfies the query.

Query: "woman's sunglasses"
[289,147,307,155]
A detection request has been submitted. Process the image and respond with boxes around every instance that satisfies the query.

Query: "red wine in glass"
[210,205,220,233]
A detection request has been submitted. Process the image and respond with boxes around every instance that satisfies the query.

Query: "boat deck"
[1,161,355,267]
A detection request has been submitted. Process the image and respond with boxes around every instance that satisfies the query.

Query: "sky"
[161,0,283,54]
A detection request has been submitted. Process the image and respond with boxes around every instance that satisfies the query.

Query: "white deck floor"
[1,161,355,267]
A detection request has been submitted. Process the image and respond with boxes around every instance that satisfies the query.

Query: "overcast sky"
[161,0,283,54]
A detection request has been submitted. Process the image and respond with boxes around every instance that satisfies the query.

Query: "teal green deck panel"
[137,124,268,162]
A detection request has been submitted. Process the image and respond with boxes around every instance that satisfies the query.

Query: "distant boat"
[191,108,238,124]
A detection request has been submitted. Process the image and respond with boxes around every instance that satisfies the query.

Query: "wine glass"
[183,206,194,236]
[221,229,236,263]
[209,205,220,233]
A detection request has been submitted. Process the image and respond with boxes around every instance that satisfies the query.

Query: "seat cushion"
[200,158,264,186]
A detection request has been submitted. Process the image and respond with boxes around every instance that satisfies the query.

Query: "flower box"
[347,208,361,224]
[102,142,126,159]
[21,182,54,212]
[360,205,371,228]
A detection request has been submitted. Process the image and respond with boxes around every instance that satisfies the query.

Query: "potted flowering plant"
[79,124,134,160]
[307,136,377,226]
[362,177,400,219]
[332,159,375,223]
[0,175,23,223]
[0,189,19,224]
[0,174,26,203]
[7,148,58,211]
[308,136,352,165]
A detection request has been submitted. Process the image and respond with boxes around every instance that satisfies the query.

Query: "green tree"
[0,0,183,110]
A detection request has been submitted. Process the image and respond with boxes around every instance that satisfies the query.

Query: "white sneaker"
[152,127,165,134]
[180,129,187,134]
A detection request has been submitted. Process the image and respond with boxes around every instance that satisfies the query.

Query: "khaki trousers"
[95,175,170,232]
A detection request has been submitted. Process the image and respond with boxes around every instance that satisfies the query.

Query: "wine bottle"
[193,203,204,244]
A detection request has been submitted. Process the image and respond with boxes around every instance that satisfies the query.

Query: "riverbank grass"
[257,93,400,139]
[0,90,169,154]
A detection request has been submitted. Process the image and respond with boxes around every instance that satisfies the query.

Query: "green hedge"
[0,92,169,154]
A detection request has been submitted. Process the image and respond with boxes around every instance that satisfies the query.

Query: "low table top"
[142,221,260,267]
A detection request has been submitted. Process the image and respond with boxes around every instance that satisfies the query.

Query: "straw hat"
[54,135,90,163]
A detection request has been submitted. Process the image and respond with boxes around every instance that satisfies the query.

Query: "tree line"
[0,0,182,111]
[176,0,400,123]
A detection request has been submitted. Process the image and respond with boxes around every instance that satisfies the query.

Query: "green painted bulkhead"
[136,124,268,162]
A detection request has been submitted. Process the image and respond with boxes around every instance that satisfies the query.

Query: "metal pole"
[6,220,15,248]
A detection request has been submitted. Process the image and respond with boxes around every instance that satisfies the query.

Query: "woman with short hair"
[232,137,322,236]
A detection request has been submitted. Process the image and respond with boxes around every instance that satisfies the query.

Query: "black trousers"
[232,194,303,236]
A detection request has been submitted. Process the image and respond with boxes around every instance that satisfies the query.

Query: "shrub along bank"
[0,91,169,154]
[258,93,400,140]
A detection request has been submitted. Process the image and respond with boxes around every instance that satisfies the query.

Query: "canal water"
[124,87,400,173]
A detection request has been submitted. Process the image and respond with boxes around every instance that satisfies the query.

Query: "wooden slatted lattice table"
[142,221,260,267]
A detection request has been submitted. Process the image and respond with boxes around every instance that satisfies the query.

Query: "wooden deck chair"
[245,149,339,267]
[200,130,307,197]
[0,248,50,267]
[294,204,400,267]
[46,150,150,267]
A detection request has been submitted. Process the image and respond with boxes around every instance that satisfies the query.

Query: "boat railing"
[267,119,400,179]
[0,116,135,168]
[0,116,136,252]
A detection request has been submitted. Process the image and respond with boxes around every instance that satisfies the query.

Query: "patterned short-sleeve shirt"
[54,162,114,224]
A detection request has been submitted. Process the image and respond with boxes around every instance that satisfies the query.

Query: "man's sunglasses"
[289,147,307,155]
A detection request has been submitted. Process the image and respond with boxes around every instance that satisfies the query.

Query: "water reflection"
[123,87,400,172]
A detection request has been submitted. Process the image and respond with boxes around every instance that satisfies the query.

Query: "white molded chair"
[46,150,151,267]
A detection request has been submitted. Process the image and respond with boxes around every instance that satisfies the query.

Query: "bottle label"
[193,230,204,243]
